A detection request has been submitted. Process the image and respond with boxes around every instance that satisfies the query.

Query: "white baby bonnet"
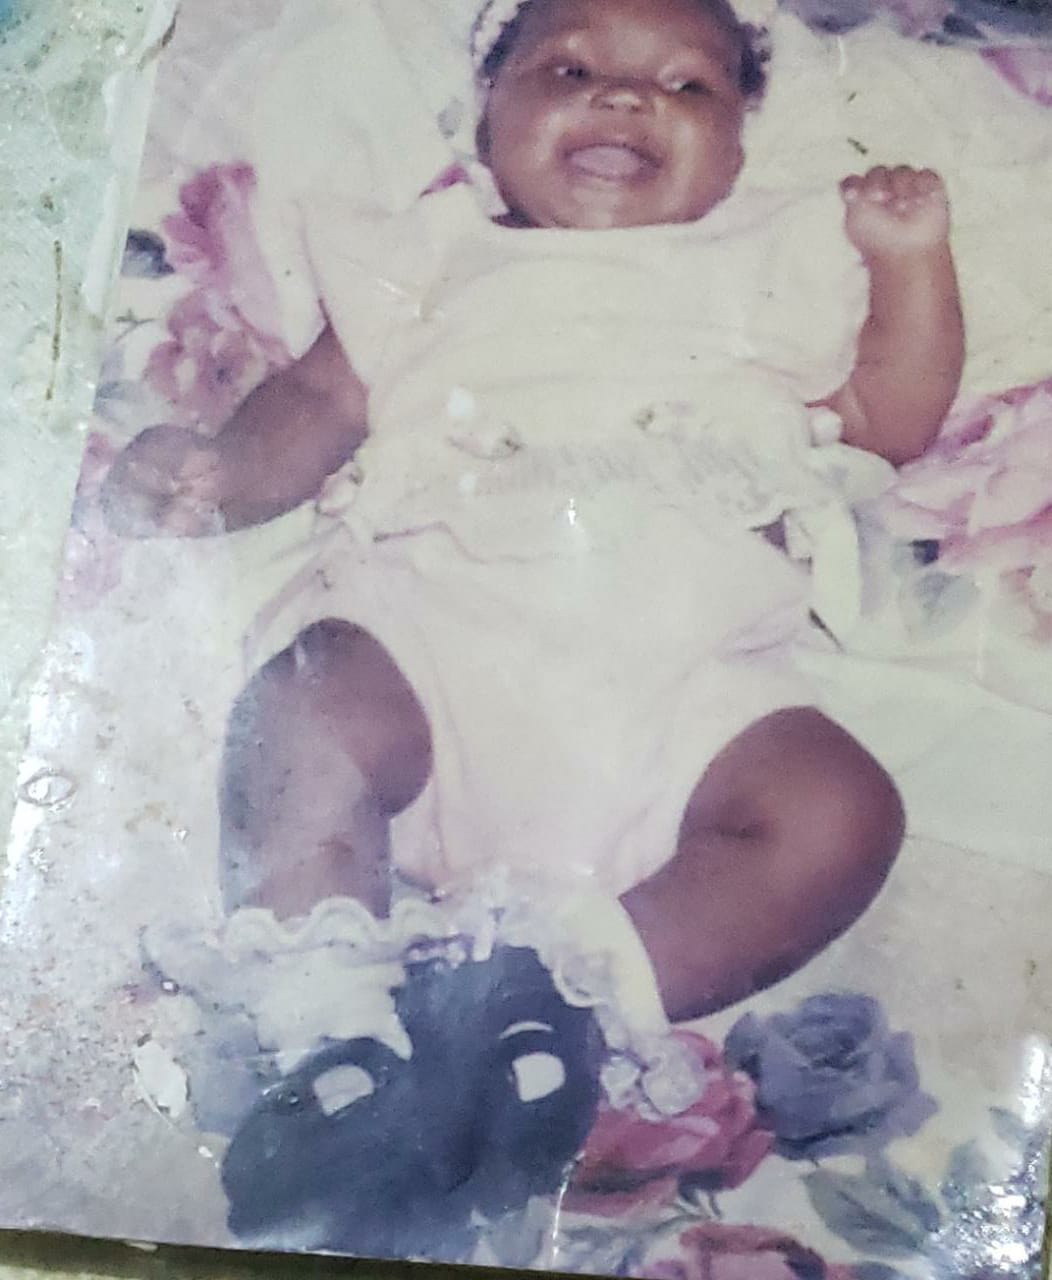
[470,0,781,75]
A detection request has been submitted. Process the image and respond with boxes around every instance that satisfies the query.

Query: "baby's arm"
[823,166,964,467]
[102,324,367,536]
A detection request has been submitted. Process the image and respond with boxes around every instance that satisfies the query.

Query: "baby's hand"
[101,424,224,538]
[840,166,950,260]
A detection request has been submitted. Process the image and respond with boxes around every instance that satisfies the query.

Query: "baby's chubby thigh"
[220,614,434,917]
[223,519,436,914]
[591,513,817,888]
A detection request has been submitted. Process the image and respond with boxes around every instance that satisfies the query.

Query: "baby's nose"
[591,79,650,112]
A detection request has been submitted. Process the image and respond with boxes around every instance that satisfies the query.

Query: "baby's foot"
[101,423,224,537]
[840,165,951,259]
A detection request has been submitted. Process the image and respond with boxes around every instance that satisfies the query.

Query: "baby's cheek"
[486,123,537,195]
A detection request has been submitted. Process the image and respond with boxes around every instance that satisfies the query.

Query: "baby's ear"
[475,113,492,163]
[732,135,746,182]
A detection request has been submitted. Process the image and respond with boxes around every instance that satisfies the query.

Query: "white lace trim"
[471,0,530,74]
[141,874,708,1129]
[470,0,778,74]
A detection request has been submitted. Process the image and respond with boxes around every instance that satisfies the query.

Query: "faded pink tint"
[643,1223,836,1280]
[984,46,1052,108]
[162,163,284,338]
[881,379,1052,577]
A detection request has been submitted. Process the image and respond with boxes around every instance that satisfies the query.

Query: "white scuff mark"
[85,0,180,321]
[446,384,477,420]
[132,1037,188,1120]
[0,0,166,845]
[135,6,180,72]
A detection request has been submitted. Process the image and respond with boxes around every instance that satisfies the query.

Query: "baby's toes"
[895,166,945,210]
[880,170,912,215]
[914,168,949,214]
[888,166,918,203]
[913,167,943,198]
[860,165,893,202]
[839,173,864,204]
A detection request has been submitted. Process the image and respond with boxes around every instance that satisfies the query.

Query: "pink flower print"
[998,563,1052,645]
[145,290,286,432]
[421,163,471,197]
[883,0,953,39]
[881,380,1052,576]
[58,433,126,612]
[567,1031,773,1217]
[162,163,283,339]
[643,1223,834,1280]
[983,46,1052,108]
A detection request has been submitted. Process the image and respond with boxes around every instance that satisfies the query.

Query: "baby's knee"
[798,727,904,892]
[717,707,904,895]
[235,622,375,745]
[242,618,433,814]
[282,618,373,681]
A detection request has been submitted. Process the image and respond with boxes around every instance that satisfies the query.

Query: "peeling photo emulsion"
[2,0,1052,1274]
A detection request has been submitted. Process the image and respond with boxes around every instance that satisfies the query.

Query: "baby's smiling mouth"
[564,142,660,183]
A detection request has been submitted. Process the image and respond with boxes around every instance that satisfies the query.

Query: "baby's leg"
[621,708,904,1023]
[220,619,432,919]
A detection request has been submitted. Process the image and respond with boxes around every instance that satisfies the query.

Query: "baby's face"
[481,0,748,230]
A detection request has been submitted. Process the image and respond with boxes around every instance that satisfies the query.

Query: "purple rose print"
[779,0,875,35]
[782,0,952,38]
[724,995,937,1161]
[783,0,1052,80]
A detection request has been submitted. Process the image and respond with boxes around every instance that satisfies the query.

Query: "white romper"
[252,179,869,898]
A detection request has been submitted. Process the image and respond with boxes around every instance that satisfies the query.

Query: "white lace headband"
[471,0,779,77]
[471,0,529,73]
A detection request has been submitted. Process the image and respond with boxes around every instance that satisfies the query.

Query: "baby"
[105,0,964,1025]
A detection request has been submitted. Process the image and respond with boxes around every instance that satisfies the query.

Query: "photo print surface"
[3,0,1052,1274]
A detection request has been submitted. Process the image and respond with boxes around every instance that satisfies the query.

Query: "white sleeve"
[245,0,468,359]
[747,188,869,404]
[300,197,439,383]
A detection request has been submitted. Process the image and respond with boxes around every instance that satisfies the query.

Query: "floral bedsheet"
[785,0,1052,104]
[50,8,1052,1278]
[62,150,1052,1280]
[76,150,1052,713]
[534,1004,1046,1279]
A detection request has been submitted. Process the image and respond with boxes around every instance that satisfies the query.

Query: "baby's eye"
[553,61,590,80]
[668,77,710,95]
